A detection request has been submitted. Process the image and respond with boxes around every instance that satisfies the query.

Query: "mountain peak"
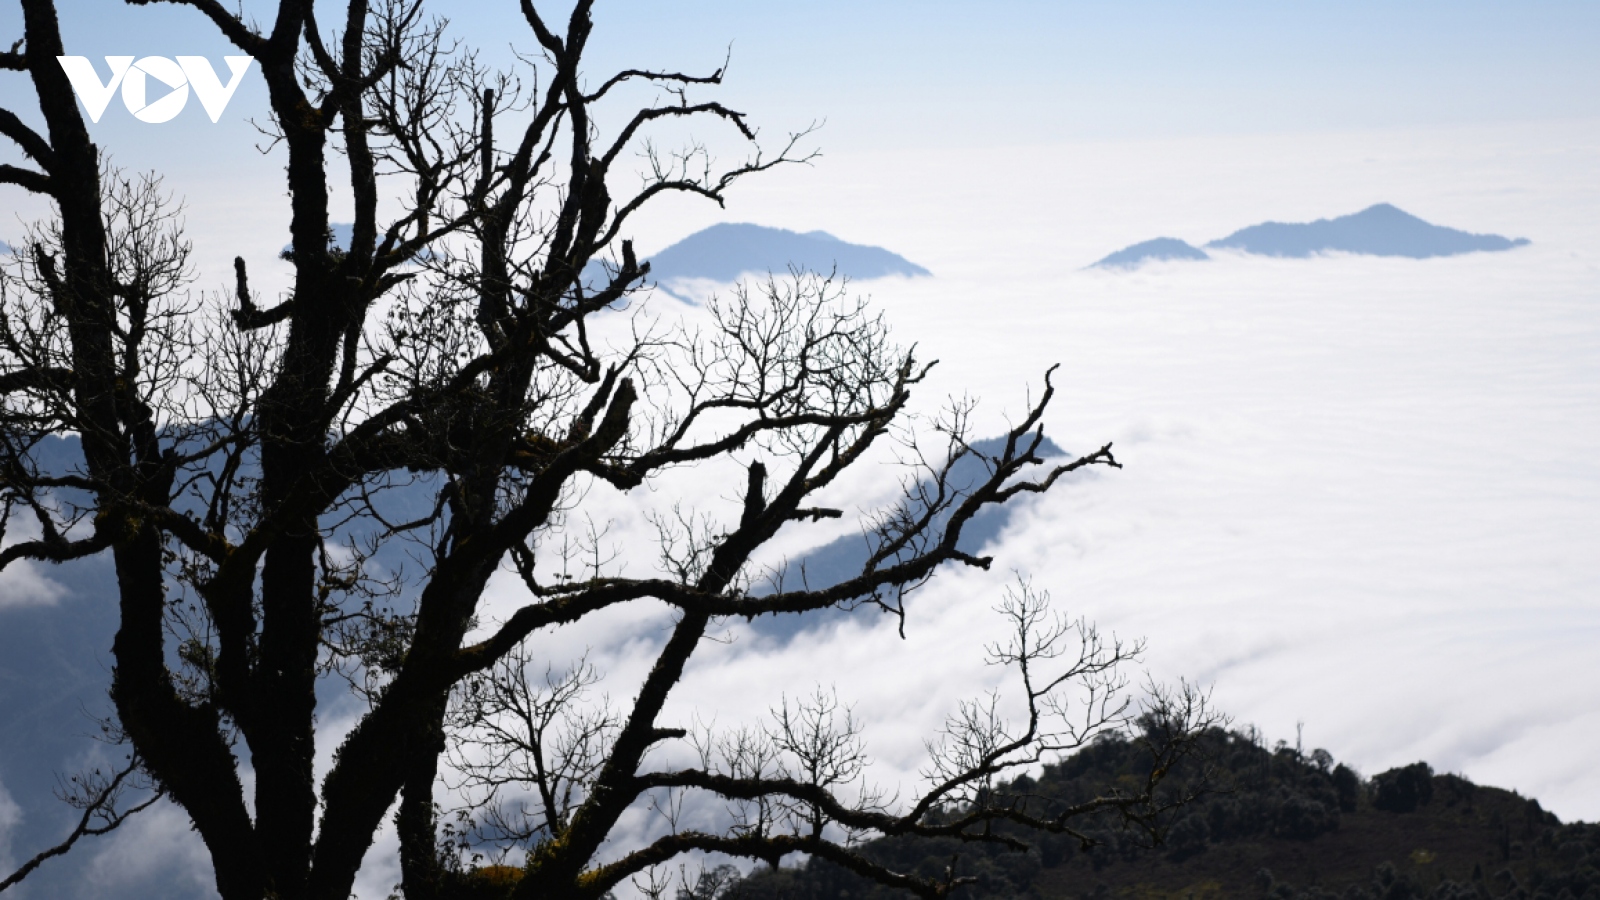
[1091,237,1210,269]
[1092,204,1529,269]
[1356,201,1406,217]
[1205,204,1529,259]
[581,222,930,301]
[645,222,930,285]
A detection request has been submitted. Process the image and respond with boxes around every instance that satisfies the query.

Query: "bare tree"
[0,2,1215,898]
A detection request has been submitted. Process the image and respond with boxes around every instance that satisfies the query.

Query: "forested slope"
[713,728,1599,900]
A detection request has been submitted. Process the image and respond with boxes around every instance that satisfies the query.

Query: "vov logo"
[57,56,254,124]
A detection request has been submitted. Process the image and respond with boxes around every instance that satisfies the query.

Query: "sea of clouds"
[4,118,1596,898]
[533,117,1600,825]
[357,118,1600,896]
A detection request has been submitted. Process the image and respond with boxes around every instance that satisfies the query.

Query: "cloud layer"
[493,119,1600,824]
[3,120,1596,898]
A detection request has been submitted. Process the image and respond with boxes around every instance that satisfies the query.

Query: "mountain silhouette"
[1092,204,1530,269]
[1092,237,1210,269]
[646,223,929,283]
[1206,203,1530,258]
[282,223,928,300]
[584,223,930,300]
[744,434,1073,641]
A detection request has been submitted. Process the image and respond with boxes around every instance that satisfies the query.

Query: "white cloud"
[0,776,22,873]
[714,121,1600,815]
[83,802,216,897]
[0,512,67,609]
[451,119,1600,826]
[0,561,67,610]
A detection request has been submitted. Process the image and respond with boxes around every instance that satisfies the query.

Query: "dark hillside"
[715,729,1598,900]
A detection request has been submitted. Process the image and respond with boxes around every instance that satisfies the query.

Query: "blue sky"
[574,0,1600,144]
[7,0,1596,276]
[5,0,1599,155]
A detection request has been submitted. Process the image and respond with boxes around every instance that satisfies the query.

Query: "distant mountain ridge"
[744,434,1072,642]
[1208,203,1530,258]
[587,222,929,300]
[643,222,929,283]
[1092,237,1210,268]
[287,223,929,302]
[1094,203,1529,269]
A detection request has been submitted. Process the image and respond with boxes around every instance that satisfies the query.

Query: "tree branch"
[124,0,267,57]
[0,105,57,171]
[0,759,164,894]
[0,365,73,395]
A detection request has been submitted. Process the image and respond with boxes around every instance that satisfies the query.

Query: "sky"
[1,1,1599,897]
[6,1,1599,267]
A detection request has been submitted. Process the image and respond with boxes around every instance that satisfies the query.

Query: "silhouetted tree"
[1332,763,1361,813]
[0,2,1215,898]
[1371,762,1434,814]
